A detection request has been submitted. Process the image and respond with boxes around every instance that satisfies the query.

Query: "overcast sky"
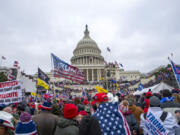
[0,0,180,74]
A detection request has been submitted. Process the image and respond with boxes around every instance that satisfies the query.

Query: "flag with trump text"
[37,68,50,90]
[51,53,85,84]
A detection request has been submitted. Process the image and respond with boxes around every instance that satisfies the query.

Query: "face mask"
[119,104,129,113]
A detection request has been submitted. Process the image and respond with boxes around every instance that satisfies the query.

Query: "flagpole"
[168,57,180,89]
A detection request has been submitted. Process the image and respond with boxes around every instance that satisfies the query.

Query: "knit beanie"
[15,112,37,135]
[0,111,14,130]
[146,92,152,98]
[149,96,160,107]
[41,101,52,110]
[78,110,88,116]
[64,104,78,119]
[93,93,108,103]
[83,99,89,105]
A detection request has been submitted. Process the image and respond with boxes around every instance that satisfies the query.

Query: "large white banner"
[0,80,23,104]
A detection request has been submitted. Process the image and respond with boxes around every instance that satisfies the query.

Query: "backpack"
[144,111,168,122]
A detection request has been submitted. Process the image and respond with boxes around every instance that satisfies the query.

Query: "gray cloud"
[0,0,180,74]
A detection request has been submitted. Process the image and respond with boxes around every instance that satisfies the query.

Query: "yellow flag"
[37,78,49,90]
[31,92,36,96]
[95,86,108,93]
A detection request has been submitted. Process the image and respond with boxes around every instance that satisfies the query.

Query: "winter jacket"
[160,100,180,118]
[79,116,101,135]
[32,111,59,135]
[123,111,139,133]
[129,105,144,134]
[140,107,180,135]
[54,117,79,135]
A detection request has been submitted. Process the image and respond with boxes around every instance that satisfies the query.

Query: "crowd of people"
[0,88,180,135]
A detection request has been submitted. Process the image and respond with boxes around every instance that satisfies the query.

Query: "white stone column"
[97,69,99,82]
[100,69,102,79]
[92,69,94,82]
[87,69,89,82]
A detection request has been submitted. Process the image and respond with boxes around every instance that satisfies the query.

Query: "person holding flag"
[37,68,50,90]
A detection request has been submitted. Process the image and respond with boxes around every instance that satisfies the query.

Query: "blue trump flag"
[138,83,144,91]
[169,58,180,87]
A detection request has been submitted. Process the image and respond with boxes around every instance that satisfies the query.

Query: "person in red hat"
[91,93,109,114]
[54,104,79,135]
[143,92,152,113]
[83,99,89,105]
[76,111,88,123]
[93,93,108,107]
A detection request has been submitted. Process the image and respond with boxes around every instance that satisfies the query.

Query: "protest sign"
[0,80,23,104]
[145,111,167,135]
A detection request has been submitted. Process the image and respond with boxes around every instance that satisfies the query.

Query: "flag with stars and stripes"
[93,102,131,135]
[51,53,85,84]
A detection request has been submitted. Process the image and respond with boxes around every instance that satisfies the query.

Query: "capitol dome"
[71,25,105,82]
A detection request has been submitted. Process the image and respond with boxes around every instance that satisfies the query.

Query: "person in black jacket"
[79,115,101,135]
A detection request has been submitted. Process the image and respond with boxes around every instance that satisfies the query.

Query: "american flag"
[169,58,180,86]
[93,102,131,135]
[51,53,85,84]
[13,61,19,68]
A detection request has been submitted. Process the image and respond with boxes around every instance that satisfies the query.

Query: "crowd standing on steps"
[0,89,180,135]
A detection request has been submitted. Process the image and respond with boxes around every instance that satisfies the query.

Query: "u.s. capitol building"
[71,25,105,82]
